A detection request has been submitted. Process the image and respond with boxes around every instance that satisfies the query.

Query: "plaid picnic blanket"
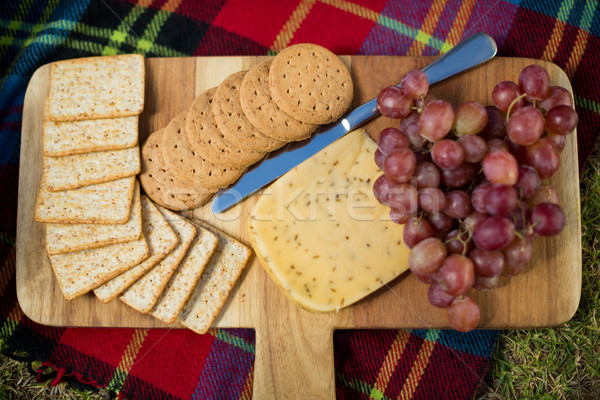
[1,0,597,399]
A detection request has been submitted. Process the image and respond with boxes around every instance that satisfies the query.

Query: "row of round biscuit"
[140,43,354,211]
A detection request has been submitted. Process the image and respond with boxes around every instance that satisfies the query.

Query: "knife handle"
[421,32,498,86]
[345,32,498,132]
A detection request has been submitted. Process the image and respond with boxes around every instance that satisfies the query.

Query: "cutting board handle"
[254,313,336,399]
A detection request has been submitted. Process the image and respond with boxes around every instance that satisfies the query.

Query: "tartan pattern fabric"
[0,0,598,399]
[334,329,499,399]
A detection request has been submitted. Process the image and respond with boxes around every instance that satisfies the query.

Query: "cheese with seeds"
[249,129,410,312]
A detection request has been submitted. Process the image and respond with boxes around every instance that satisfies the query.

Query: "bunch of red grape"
[373,66,576,332]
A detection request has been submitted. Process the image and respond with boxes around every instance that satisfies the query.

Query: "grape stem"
[410,95,428,113]
[512,199,529,240]
[415,213,424,224]
[506,93,527,121]
[444,229,472,256]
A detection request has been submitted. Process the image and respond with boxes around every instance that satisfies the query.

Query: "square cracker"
[94,195,179,303]
[46,180,143,255]
[49,232,149,300]
[150,225,219,323]
[34,175,135,224]
[178,222,251,334]
[119,206,196,313]
[44,147,141,191]
[47,54,145,121]
[43,114,139,157]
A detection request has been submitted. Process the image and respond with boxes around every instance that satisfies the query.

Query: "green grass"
[0,352,106,400]
[478,146,600,400]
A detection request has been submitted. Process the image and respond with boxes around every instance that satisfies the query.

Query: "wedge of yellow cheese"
[249,129,409,312]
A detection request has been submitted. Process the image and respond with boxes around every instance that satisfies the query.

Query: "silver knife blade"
[211,32,497,214]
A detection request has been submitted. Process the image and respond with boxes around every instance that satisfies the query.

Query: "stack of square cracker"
[35,54,252,334]
[35,54,148,300]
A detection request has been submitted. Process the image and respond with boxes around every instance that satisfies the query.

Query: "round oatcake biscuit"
[269,43,353,125]
[160,110,244,189]
[213,70,287,151]
[240,61,317,141]
[186,88,265,168]
[140,128,215,211]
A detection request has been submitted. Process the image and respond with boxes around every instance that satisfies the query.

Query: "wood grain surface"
[17,56,582,399]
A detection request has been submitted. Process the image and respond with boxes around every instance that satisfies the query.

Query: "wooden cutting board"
[17,56,582,399]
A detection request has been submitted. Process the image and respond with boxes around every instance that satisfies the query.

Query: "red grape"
[482,150,519,185]
[473,275,500,291]
[388,183,419,216]
[373,174,397,205]
[525,138,560,179]
[377,127,409,155]
[432,139,464,170]
[414,162,440,188]
[384,148,417,183]
[470,248,506,277]
[408,237,447,275]
[487,138,509,153]
[453,101,488,136]
[414,151,430,164]
[377,86,412,118]
[403,217,434,248]
[519,64,550,101]
[479,106,506,140]
[505,136,527,164]
[473,216,515,251]
[545,105,578,135]
[515,165,541,198]
[428,212,455,236]
[471,182,492,213]
[530,202,565,236]
[419,100,455,142]
[503,263,525,277]
[440,162,476,188]
[390,207,412,224]
[419,187,446,214]
[437,254,475,296]
[414,271,436,284]
[444,190,472,219]
[374,149,386,169]
[539,86,573,113]
[464,211,487,234]
[507,106,545,145]
[484,184,518,217]
[547,132,566,153]
[503,236,533,269]
[427,283,455,308]
[447,296,480,332]
[527,184,559,207]
[492,81,524,113]
[458,135,487,163]
[400,111,425,150]
[401,70,429,99]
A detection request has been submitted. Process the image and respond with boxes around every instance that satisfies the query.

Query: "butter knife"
[211,32,497,214]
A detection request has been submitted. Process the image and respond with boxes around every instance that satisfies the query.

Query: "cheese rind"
[249,129,410,313]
